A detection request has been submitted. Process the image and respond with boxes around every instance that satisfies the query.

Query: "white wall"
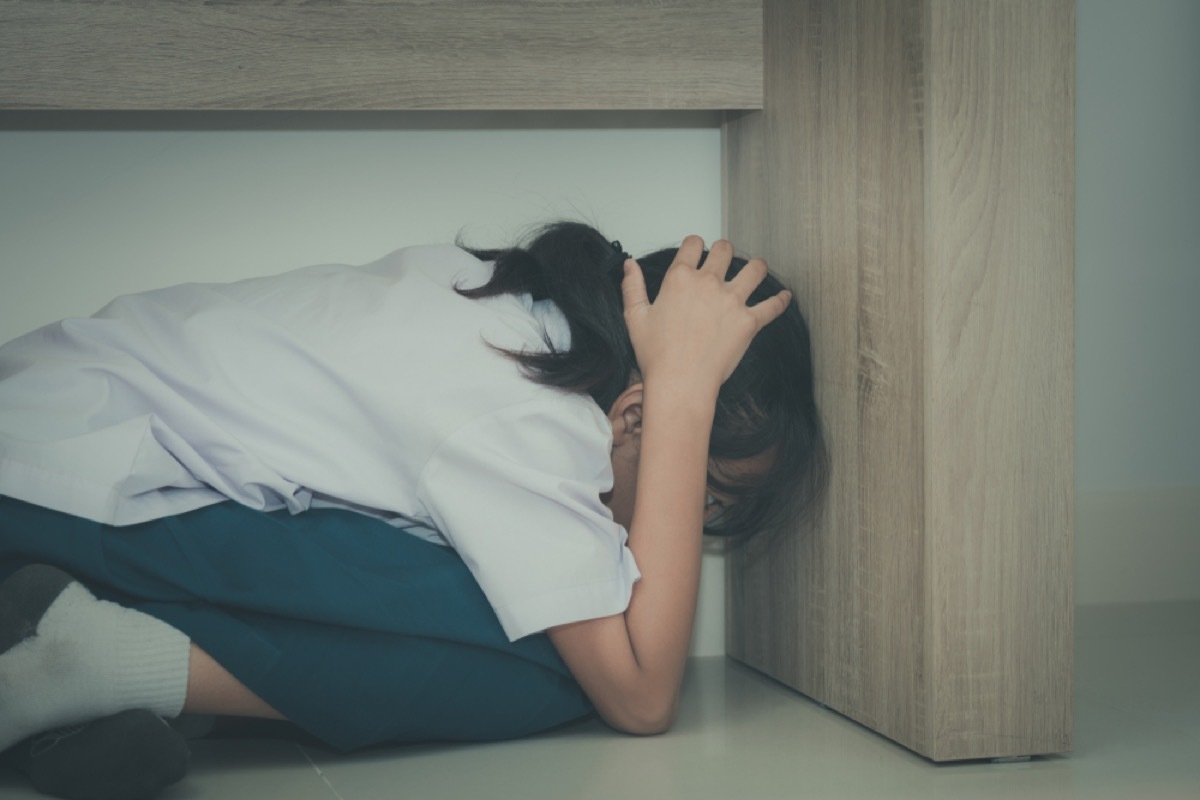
[1075,0,1200,603]
[0,111,731,655]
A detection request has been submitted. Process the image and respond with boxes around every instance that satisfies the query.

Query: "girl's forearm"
[620,376,717,727]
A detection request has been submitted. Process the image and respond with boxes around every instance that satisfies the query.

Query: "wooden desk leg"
[722,0,1074,762]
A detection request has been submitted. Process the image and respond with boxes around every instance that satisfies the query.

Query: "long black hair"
[459,220,828,545]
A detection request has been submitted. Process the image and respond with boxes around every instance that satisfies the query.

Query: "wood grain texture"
[925,0,1075,760]
[723,0,1073,761]
[0,0,762,110]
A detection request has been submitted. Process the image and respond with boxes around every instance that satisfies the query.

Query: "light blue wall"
[1076,0,1200,492]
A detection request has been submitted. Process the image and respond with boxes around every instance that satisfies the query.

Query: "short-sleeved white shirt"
[0,244,641,641]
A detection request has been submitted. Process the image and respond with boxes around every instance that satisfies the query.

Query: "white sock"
[0,581,191,753]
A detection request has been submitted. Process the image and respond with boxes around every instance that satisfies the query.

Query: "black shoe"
[0,563,75,654]
[1,709,190,800]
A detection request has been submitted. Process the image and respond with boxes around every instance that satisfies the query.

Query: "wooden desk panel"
[0,0,762,110]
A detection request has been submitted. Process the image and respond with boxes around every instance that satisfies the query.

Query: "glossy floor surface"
[2,601,1197,800]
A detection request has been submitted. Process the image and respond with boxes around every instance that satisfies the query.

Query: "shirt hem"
[494,574,639,642]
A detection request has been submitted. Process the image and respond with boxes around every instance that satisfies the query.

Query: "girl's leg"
[184,644,284,720]
[0,564,190,754]
[0,561,284,750]
[1,497,593,751]
[0,569,280,800]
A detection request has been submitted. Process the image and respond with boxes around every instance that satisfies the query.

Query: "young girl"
[0,221,826,799]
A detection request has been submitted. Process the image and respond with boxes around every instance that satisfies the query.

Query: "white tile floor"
[2,601,1197,800]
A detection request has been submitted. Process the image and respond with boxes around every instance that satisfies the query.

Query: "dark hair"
[458,220,828,545]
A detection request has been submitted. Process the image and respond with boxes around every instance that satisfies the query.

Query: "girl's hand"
[621,236,791,392]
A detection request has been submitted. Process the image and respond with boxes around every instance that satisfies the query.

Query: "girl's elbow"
[629,713,676,736]
[607,697,678,736]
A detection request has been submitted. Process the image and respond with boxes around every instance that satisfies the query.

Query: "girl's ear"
[607,382,644,446]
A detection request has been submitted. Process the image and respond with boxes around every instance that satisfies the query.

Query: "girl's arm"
[547,237,791,734]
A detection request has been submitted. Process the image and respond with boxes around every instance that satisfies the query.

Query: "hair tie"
[610,240,631,262]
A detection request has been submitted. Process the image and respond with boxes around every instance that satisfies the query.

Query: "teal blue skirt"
[0,497,594,752]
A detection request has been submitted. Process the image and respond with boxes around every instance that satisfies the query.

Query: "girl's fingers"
[672,235,707,271]
[728,257,768,300]
[749,290,793,328]
[620,258,650,314]
[636,235,786,329]
[700,239,734,279]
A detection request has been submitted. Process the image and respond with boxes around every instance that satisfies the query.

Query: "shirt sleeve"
[416,394,641,641]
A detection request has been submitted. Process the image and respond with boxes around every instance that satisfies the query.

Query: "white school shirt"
[0,244,641,641]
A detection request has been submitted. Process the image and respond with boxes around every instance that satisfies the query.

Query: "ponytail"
[457,221,637,411]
